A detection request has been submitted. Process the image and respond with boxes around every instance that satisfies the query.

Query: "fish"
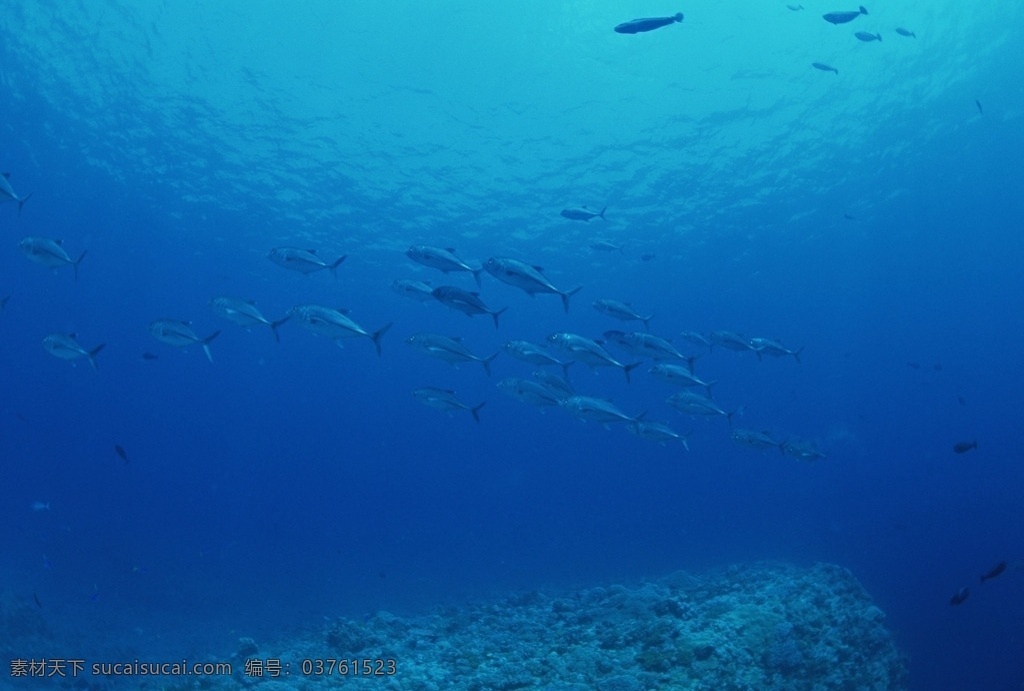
[531,370,575,399]
[895,27,916,38]
[640,252,656,262]
[822,6,868,25]
[1,295,9,310]
[855,31,882,42]
[593,299,653,330]
[413,388,485,423]
[949,587,969,606]
[431,286,507,329]
[547,332,640,382]
[0,173,32,213]
[589,240,623,253]
[405,333,498,375]
[503,340,573,378]
[210,297,289,342]
[667,391,737,424]
[812,62,839,74]
[148,320,221,362]
[497,378,565,409]
[267,247,346,276]
[731,429,783,451]
[287,305,391,356]
[42,333,106,370]
[980,561,1007,583]
[484,257,582,313]
[33,592,42,608]
[953,441,977,454]
[141,352,159,361]
[649,363,714,396]
[31,501,50,511]
[975,100,983,115]
[561,207,606,222]
[628,421,690,450]
[562,396,642,425]
[680,331,713,351]
[114,445,129,463]
[19,237,87,280]
[782,438,828,461]
[611,331,691,362]
[787,4,804,10]
[391,279,436,302]
[749,337,803,363]
[709,331,756,353]
[614,12,683,34]
[406,245,483,286]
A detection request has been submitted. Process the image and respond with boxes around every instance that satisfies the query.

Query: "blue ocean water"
[1,1,1022,688]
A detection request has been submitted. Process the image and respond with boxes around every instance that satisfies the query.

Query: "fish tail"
[269,316,290,343]
[793,347,804,364]
[482,351,499,376]
[471,401,486,423]
[370,322,393,356]
[561,286,583,313]
[642,315,653,331]
[472,267,483,288]
[73,249,88,282]
[674,12,683,22]
[623,361,641,384]
[329,255,348,277]
[681,431,692,452]
[201,330,221,363]
[705,381,717,397]
[491,307,508,330]
[88,343,106,371]
[17,192,33,216]
[860,5,867,14]
[599,206,607,220]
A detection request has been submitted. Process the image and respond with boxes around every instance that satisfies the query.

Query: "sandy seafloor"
[3,562,906,690]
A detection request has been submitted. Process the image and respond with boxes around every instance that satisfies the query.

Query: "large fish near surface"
[822,6,867,24]
[560,206,606,222]
[19,237,87,281]
[406,245,483,287]
[484,257,582,313]
[614,12,683,34]
[431,286,507,329]
[562,396,643,425]
[0,173,32,214]
[413,387,485,423]
[593,299,653,330]
[267,247,346,276]
[503,340,573,378]
[405,333,498,375]
[42,333,105,370]
[210,297,289,342]
[149,319,221,362]
[288,304,391,356]
[547,332,639,382]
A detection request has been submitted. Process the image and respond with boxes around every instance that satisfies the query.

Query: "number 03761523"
[301,658,397,676]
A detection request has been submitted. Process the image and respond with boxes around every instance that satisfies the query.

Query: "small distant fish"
[114,445,128,463]
[42,333,106,370]
[0,295,9,310]
[149,320,220,362]
[854,31,882,42]
[497,377,566,409]
[614,12,683,34]
[812,62,839,74]
[782,438,828,461]
[503,340,573,378]
[787,4,804,11]
[33,592,42,608]
[19,237,88,280]
[267,247,346,276]
[732,429,783,451]
[406,333,498,375]
[562,395,643,425]
[431,286,507,329]
[750,337,803,363]
[709,331,756,353]
[0,172,32,214]
[640,252,656,262]
[895,27,916,38]
[628,421,690,450]
[953,440,977,454]
[980,561,1006,583]
[484,257,582,313]
[141,351,159,360]
[588,240,623,253]
[288,305,391,356]
[31,501,51,512]
[949,587,970,606]
[593,299,653,329]
[822,6,868,25]
[561,207,607,222]
[413,387,485,423]
[667,391,737,424]
[210,297,289,342]
[975,100,983,115]
[391,279,436,302]
[406,246,483,287]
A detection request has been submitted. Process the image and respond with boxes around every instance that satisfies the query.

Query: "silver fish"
[288,304,391,356]
[413,387,485,423]
[406,245,483,286]
[497,378,564,409]
[547,332,639,382]
[503,340,573,378]
[617,332,690,362]
[0,173,32,214]
[628,421,690,450]
[561,206,606,222]
[267,247,346,275]
[649,363,714,396]
[593,299,653,329]
[391,279,435,302]
[667,391,737,424]
[19,237,87,280]
[431,286,507,329]
[562,396,642,425]
[405,333,498,375]
[731,429,783,451]
[822,6,867,25]
[531,370,575,399]
[782,438,828,461]
[149,320,220,362]
[855,31,881,42]
[42,333,105,370]
[484,257,582,313]
[680,331,713,351]
[749,337,803,363]
[210,297,289,342]
[709,331,756,353]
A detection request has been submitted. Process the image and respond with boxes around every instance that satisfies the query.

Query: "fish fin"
[201,330,220,363]
[642,315,653,330]
[793,347,804,364]
[471,402,486,423]
[72,249,88,281]
[674,12,683,22]
[623,361,641,384]
[88,343,106,371]
[532,265,545,272]
[491,306,508,330]
[482,351,499,377]
[561,286,583,313]
[17,192,33,215]
[472,267,483,288]
[561,360,574,379]
[599,206,607,220]
[860,5,867,13]
[370,323,393,356]
[329,255,347,277]
[269,316,290,342]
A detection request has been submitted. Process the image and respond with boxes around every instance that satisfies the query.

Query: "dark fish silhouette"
[614,12,683,34]
[980,561,1006,583]
[0,295,9,310]
[895,27,916,38]
[33,592,42,608]
[115,445,129,463]
[949,587,970,605]
[953,441,977,454]
[823,6,868,25]
[975,100,983,115]
[812,62,839,74]
[141,351,159,360]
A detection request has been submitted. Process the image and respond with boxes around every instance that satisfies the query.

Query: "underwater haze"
[2,1,1023,689]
